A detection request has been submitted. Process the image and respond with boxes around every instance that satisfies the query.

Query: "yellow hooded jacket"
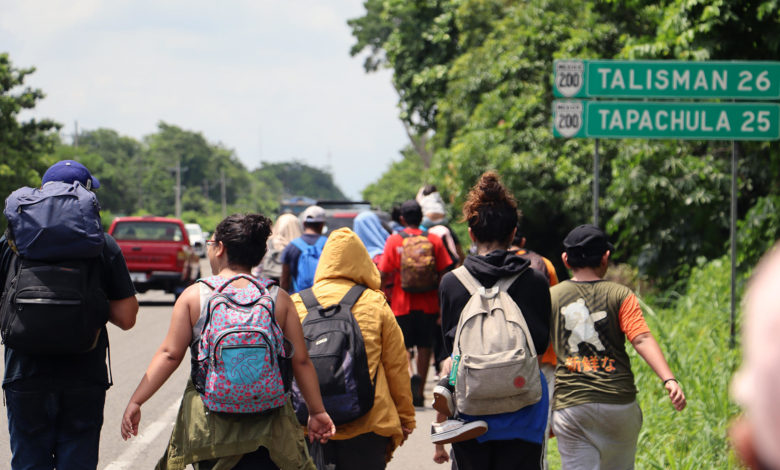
[291,228,416,462]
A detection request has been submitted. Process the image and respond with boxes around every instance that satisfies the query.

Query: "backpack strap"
[451,266,482,295]
[452,265,525,296]
[267,284,293,360]
[290,237,308,252]
[298,287,321,311]
[216,273,266,296]
[299,284,367,318]
[495,268,526,292]
[192,280,215,343]
[399,229,427,240]
[339,284,366,308]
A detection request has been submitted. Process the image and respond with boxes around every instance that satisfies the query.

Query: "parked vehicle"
[185,223,206,258]
[108,216,200,297]
[316,200,373,233]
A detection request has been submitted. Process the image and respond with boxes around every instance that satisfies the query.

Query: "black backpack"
[0,254,110,355]
[291,284,376,425]
[516,249,551,286]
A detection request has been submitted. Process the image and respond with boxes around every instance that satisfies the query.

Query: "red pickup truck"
[108,216,201,297]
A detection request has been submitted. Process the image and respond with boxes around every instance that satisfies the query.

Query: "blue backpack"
[1,181,108,355]
[4,181,105,260]
[289,236,326,293]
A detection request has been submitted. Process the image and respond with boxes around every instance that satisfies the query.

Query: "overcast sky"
[0,0,407,199]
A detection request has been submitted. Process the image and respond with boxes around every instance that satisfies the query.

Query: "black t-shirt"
[1,234,136,388]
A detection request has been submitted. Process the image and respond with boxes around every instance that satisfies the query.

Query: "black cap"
[563,224,615,259]
[400,200,422,219]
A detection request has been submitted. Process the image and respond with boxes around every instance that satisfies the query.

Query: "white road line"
[103,401,180,470]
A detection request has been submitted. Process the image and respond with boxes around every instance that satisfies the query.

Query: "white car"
[185,223,206,258]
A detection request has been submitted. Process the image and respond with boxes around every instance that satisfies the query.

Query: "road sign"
[552,100,780,140]
[554,60,780,100]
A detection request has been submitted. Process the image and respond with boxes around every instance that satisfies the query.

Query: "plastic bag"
[308,441,335,470]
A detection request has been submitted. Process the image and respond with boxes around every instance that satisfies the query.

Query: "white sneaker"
[430,419,488,444]
[431,383,455,416]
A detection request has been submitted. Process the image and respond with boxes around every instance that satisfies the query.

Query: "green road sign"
[554,60,780,100]
[552,100,780,140]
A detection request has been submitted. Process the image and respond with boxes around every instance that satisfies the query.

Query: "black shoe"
[411,374,424,407]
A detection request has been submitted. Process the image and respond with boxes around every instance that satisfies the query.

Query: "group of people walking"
[0,160,688,470]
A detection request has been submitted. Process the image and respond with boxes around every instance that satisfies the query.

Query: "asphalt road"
[0,258,449,469]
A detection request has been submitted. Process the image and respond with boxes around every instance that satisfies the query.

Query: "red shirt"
[378,227,453,316]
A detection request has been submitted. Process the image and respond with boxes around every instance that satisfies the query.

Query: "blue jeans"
[5,380,106,470]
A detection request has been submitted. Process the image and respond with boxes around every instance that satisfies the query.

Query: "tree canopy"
[0,55,347,233]
[350,0,780,283]
[0,53,61,206]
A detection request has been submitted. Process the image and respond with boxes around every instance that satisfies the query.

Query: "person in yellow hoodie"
[291,227,416,469]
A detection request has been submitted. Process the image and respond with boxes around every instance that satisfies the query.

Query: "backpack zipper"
[211,327,275,366]
[15,298,81,305]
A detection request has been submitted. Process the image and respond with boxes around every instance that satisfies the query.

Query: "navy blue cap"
[42,160,100,189]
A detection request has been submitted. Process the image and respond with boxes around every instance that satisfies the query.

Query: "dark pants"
[5,380,106,470]
[232,447,278,470]
[312,432,390,470]
[452,438,543,470]
[195,446,279,470]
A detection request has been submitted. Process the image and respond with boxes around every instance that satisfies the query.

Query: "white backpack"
[451,266,542,415]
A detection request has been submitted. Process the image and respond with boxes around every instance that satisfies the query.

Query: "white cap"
[300,205,326,223]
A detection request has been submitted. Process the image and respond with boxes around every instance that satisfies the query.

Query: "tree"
[349,0,460,133]
[354,0,780,283]
[349,0,461,167]
[361,147,427,210]
[428,0,621,263]
[76,128,144,214]
[253,161,346,201]
[0,53,61,205]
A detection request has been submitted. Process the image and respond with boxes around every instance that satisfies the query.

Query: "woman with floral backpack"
[120,213,334,470]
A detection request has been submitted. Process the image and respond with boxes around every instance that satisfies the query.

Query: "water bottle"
[449,354,460,386]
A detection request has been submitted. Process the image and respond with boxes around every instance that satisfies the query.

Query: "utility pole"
[175,159,182,219]
[220,169,227,218]
[73,121,79,147]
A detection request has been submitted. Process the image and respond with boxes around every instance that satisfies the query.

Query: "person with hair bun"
[434,171,552,469]
[121,213,334,470]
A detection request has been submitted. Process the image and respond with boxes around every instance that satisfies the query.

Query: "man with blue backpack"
[281,205,327,294]
[0,160,139,470]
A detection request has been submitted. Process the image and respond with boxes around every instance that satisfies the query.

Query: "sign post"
[552,59,780,348]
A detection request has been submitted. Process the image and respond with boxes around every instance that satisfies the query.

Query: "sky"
[0,0,408,200]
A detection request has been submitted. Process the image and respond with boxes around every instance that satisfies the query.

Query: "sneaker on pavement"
[430,419,488,444]
[432,381,455,417]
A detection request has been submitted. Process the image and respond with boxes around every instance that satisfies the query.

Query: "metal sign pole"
[730,141,739,348]
[593,139,600,226]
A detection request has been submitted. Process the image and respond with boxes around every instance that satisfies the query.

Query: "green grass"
[547,256,745,469]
